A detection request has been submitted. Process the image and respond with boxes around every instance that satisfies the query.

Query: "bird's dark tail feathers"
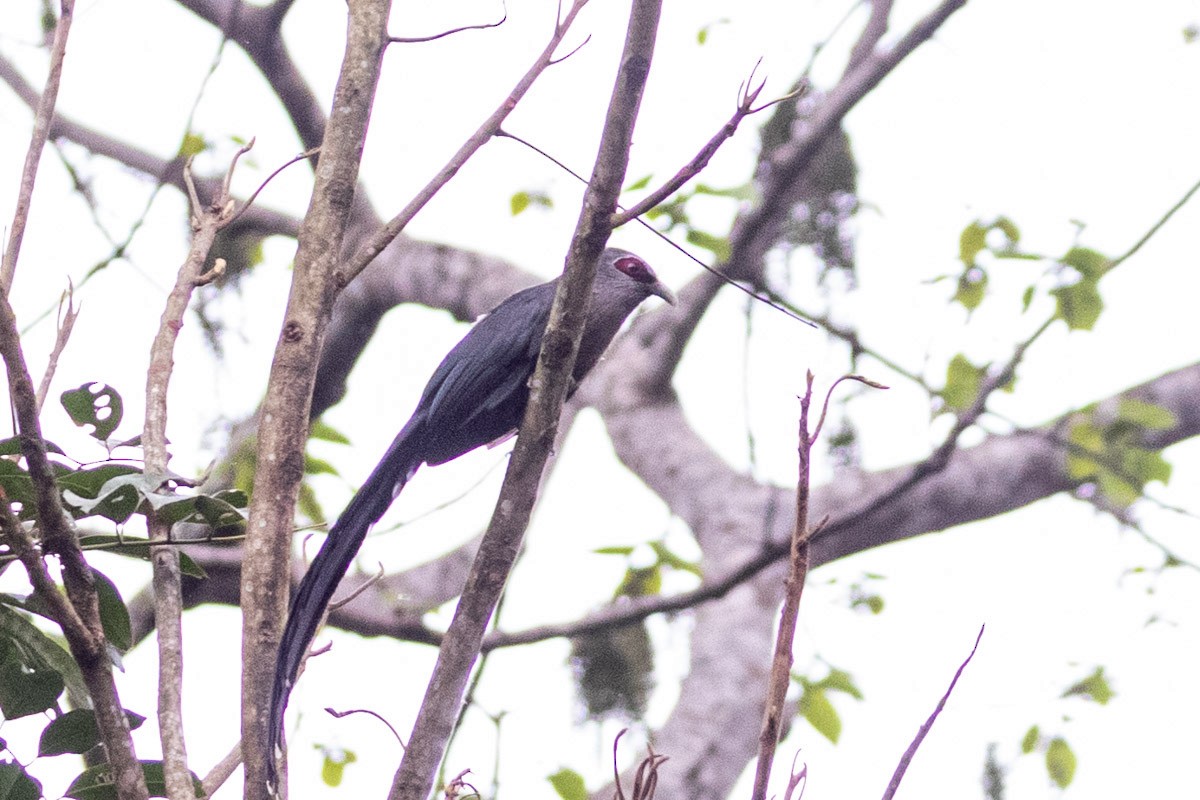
[266,431,423,792]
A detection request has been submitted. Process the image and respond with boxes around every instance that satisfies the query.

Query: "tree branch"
[1,0,75,293]
[343,0,592,285]
[388,2,661,797]
[239,1,391,795]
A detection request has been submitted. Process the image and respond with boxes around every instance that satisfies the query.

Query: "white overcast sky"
[1,0,1199,798]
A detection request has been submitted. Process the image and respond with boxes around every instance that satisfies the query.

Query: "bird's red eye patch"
[614,255,656,284]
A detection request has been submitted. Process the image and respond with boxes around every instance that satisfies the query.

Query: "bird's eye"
[614,255,656,284]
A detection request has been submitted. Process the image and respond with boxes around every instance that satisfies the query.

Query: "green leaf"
[177,133,207,158]
[994,216,1020,246]
[310,420,351,445]
[60,470,143,524]
[0,604,90,708]
[1045,737,1076,788]
[1020,285,1036,312]
[817,668,864,700]
[39,709,146,756]
[61,383,124,441]
[509,190,551,217]
[304,454,339,477]
[1051,279,1103,331]
[0,435,65,457]
[593,546,635,556]
[0,761,41,800]
[0,460,36,517]
[1020,725,1040,753]
[624,174,653,192]
[953,269,987,310]
[510,191,530,216]
[959,221,988,266]
[616,566,661,598]
[798,683,841,744]
[685,228,731,261]
[548,767,588,800]
[66,760,204,799]
[1061,666,1114,705]
[0,644,64,719]
[941,354,985,412]
[1060,246,1111,280]
[1097,471,1140,508]
[1116,399,1178,431]
[88,569,132,653]
[318,747,357,787]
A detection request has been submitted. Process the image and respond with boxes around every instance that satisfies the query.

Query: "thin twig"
[497,129,815,327]
[325,706,407,748]
[750,372,815,800]
[881,625,984,800]
[389,2,506,43]
[224,146,321,229]
[610,62,798,226]
[34,282,79,412]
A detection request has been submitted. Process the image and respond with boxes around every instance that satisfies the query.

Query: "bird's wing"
[417,282,555,441]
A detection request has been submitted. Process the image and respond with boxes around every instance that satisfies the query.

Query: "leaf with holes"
[0,641,64,719]
[61,383,124,441]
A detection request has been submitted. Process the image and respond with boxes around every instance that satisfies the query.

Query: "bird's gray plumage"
[267,248,672,788]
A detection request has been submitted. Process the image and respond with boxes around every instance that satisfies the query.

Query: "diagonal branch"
[1,0,75,293]
[343,0,592,285]
[388,2,661,798]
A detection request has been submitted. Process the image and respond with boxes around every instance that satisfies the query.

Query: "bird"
[267,247,674,783]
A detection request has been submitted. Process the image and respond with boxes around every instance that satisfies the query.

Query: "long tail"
[267,428,424,790]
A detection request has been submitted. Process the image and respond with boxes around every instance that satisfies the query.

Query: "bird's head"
[596,248,676,307]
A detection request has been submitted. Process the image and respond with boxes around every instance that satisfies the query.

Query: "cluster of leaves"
[938,217,1116,413]
[567,542,700,723]
[793,667,863,745]
[982,667,1114,794]
[1066,398,1176,507]
[0,382,248,798]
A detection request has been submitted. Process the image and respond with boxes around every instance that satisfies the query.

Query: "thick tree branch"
[240,2,390,795]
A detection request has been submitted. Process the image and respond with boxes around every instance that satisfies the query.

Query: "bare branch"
[610,63,778,226]
[34,283,79,412]
[343,0,592,284]
[881,625,984,800]
[750,373,814,800]
[1,0,75,293]
[144,145,247,800]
